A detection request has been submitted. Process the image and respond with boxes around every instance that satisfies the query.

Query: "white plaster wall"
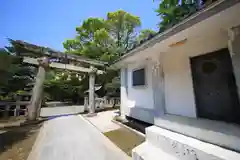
[163,51,197,117]
[163,33,228,118]
[126,61,154,109]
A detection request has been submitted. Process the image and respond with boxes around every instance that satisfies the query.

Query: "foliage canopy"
[155,0,213,31]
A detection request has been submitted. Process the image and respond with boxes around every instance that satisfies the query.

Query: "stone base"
[132,126,240,160]
[123,107,154,124]
[116,115,128,123]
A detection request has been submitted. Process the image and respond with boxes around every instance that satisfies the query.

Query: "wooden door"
[191,49,240,124]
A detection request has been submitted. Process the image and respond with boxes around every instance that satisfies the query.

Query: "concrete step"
[144,126,240,160]
[154,115,240,152]
[132,142,178,160]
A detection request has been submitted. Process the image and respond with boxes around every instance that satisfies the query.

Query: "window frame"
[132,67,147,87]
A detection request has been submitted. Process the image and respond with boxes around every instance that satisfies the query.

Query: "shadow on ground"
[0,124,41,154]
[114,116,152,134]
[44,113,80,120]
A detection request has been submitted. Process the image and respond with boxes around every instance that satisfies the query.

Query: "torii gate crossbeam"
[23,57,104,74]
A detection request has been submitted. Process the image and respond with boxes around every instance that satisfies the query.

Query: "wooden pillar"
[27,57,49,121]
[88,66,97,115]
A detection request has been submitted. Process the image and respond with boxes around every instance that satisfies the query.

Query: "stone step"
[132,142,178,160]
[145,126,240,160]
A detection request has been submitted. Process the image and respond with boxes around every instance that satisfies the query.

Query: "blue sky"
[0,0,159,51]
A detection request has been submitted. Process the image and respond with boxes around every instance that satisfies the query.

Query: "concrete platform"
[28,115,130,160]
[155,115,240,152]
[133,126,240,160]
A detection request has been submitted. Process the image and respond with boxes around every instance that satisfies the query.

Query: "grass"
[104,127,145,156]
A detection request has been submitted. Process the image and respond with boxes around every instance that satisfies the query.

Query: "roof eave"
[112,0,238,67]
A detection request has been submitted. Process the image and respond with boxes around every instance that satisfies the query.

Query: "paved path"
[85,110,121,133]
[40,105,85,117]
[28,115,129,160]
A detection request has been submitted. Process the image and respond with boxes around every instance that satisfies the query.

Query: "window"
[132,68,145,86]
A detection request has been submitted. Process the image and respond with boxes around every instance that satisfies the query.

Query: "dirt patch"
[104,127,145,156]
[0,116,26,123]
[0,124,41,160]
[0,116,26,128]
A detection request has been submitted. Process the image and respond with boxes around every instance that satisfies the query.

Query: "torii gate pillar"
[27,57,49,121]
[88,66,97,115]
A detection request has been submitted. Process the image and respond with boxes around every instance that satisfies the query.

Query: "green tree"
[44,71,86,103]
[0,45,36,100]
[137,29,157,43]
[63,10,141,61]
[63,10,142,97]
[106,10,141,54]
[63,18,116,62]
[155,0,201,31]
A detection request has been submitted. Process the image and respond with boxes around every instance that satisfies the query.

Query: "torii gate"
[11,40,107,120]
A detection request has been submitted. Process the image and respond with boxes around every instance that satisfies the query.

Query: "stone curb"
[27,122,46,160]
